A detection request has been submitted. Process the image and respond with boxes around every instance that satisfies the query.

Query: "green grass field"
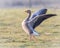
[0,8,60,48]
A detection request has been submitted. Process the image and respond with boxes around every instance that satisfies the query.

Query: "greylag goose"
[22,9,56,41]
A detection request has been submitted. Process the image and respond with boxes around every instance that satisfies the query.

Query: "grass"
[0,8,60,48]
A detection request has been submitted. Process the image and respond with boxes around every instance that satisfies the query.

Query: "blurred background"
[0,0,60,9]
[0,0,60,48]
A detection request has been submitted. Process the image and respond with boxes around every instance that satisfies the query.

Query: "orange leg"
[29,34,38,42]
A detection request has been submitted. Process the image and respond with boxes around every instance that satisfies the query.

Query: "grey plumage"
[22,9,56,41]
[29,9,47,19]
[32,14,56,28]
[22,12,56,35]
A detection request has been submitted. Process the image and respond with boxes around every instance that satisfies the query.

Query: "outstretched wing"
[29,9,47,20]
[28,14,56,29]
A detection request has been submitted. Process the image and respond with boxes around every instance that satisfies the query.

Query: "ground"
[0,8,60,48]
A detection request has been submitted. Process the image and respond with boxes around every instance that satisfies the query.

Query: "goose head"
[25,10,31,14]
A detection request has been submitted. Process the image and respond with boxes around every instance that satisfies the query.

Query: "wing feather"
[28,14,56,29]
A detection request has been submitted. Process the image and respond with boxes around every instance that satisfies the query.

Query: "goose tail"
[33,31,39,36]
